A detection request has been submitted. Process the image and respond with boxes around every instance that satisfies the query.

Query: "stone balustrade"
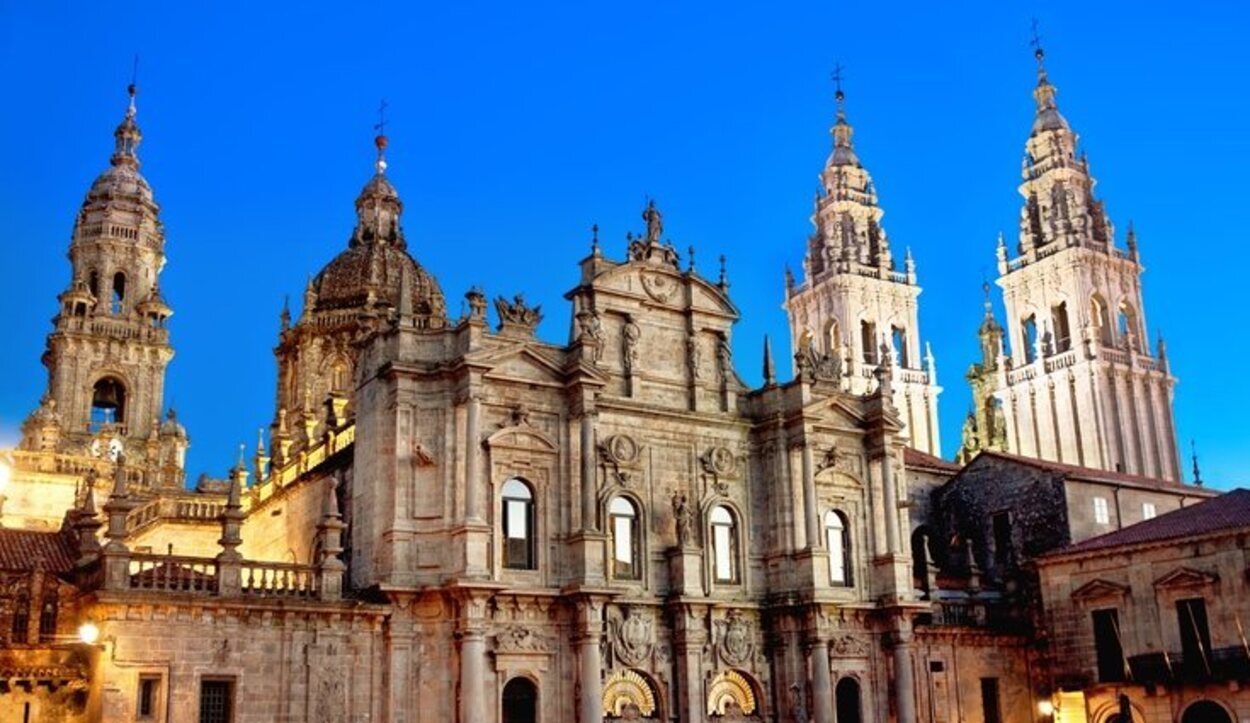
[241,561,319,598]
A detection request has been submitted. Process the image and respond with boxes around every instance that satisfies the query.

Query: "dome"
[159,409,188,439]
[85,164,155,205]
[313,242,446,321]
[1031,108,1070,134]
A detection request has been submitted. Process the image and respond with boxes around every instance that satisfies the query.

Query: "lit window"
[610,497,640,580]
[826,511,852,585]
[502,479,535,570]
[1093,497,1110,525]
[1142,502,1157,520]
[710,506,738,583]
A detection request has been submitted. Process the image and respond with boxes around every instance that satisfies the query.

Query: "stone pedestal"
[667,546,704,596]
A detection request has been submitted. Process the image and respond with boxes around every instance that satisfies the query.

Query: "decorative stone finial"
[373,99,389,175]
[762,335,775,387]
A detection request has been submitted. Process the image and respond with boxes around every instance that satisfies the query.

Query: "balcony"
[1127,647,1250,685]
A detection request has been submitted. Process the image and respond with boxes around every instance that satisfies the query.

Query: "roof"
[1048,488,1250,558]
[970,449,1214,495]
[904,447,960,472]
[0,528,78,573]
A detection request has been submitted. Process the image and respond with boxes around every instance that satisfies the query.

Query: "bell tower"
[983,42,1180,480]
[21,83,181,474]
[784,81,942,455]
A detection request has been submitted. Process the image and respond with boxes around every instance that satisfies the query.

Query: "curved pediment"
[485,425,558,454]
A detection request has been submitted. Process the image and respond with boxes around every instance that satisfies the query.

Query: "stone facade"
[0,42,1225,723]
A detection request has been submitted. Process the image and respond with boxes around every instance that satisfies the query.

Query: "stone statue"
[623,321,641,373]
[576,310,604,363]
[642,200,663,243]
[494,293,542,328]
[672,493,694,547]
[716,335,733,383]
[687,336,702,380]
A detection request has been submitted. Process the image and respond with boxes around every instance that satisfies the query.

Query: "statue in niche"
[623,321,641,373]
[672,493,695,547]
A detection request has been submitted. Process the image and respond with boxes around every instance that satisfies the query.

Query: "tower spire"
[373,99,389,175]
[111,78,143,168]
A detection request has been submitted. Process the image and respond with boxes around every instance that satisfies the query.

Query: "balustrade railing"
[128,554,218,593]
[241,562,318,598]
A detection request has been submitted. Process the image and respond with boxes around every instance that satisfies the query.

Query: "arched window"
[1050,301,1071,352]
[860,321,878,364]
[502,479,536,570]
[11,594,29,643]
[1180,701,1232,723]
[1020,314,1038,363]
[1117,303,1140,351]
[91,377,127,429]
[501,677,538,723]
[37,591,57,642]
[826,511,852,586]
[891,325,909,368]
[111,272,126,315]
[824,320,840,356]
[609,496,641,580]
[1091,295,1112,345]
[710,505,739,583]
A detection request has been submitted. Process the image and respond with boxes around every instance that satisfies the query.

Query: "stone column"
[892,630,917,723]
[575,601,604,723]
[809,639,834,723]
[465,392,482,523]
[580,412,597,532]
[800,438,820,549]
[673,606,708,723]
[459,627,487,723]
[880,449,900,556]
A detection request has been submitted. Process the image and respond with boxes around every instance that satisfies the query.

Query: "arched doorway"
[1181,700,1233,723]
[835,677,862,723]
[501,677,538,723]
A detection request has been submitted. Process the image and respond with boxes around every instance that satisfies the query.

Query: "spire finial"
[127,55,139,117]
[1191,439,1203,486]
[831,61,845,105]
[1030,18,1045,67]
[373,99,389,175]
[982,278,993,315]
[687,245,697,272]
[718,254,729,291]
[591,223,601,256]
[762,335,775,386]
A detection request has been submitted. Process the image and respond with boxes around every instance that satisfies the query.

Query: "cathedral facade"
[0,43,1236,723]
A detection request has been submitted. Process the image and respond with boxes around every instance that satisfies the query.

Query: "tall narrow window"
[111,272,127,315]
[610,496,640,580]
[1177,598,1212,677]
[1021,315,1038,363]
[1093,608,1126,682]
[138,676,161,719]
[824,320,840,356]
[980,678,1002,723]
[1118,303,1140,351]
[1093,497,1110,525]
[11,594,28,643]
[1051,302,1071,352]
[1091,295,1113,345]
[710,506,739,583]
[1142,502,1157,520]
[502,479,536,570]
[199,679,234,723]
[826,511,852,586]
[891,326,909,368]
[860,321,878,364]
[37,592,57,642]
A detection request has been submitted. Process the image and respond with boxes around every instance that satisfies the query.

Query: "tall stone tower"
[785,86,942,455]
[20,84,187,481]
[979,45,1180,480]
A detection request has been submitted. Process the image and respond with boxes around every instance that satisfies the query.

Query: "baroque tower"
[974,44,1181,480]
[785,84,942,455]
[20,84,188,483]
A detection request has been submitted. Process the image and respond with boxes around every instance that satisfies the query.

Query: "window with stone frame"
[199,678,234,723]
[1092,608,1126,682]
[825,510,852,586]
[502,478,536,570]
[1142,502,1157,520]
[710,505,739,584]
[609,496,641,580]
[1093,496,1110,525]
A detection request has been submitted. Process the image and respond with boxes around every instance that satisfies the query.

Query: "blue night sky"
[1,2,1246,487]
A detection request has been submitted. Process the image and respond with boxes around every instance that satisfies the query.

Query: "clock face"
[108,438,124,462]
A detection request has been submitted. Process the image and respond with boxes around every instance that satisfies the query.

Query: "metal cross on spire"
[374,99,389,137]
[831,61,845,102]
[1030,18,1046,62]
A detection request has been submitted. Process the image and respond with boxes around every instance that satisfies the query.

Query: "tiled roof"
[972,449,1213,495]
[0,528,78,573]
[1048,488,1250,557]
[904,447,960,472]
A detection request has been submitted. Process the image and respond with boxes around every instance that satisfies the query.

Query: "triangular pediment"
[1070,578,1130,601]
[486,424,558,454]
[1153,566,1218,589]
[478,345,566,386]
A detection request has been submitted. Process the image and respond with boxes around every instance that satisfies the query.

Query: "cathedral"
[0,40,1243,723]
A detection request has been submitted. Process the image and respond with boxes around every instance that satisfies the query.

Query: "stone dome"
[313,242,446,320]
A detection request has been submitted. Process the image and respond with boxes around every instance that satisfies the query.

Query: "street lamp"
[1038,699,1055,718]
[77,621,100,645]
